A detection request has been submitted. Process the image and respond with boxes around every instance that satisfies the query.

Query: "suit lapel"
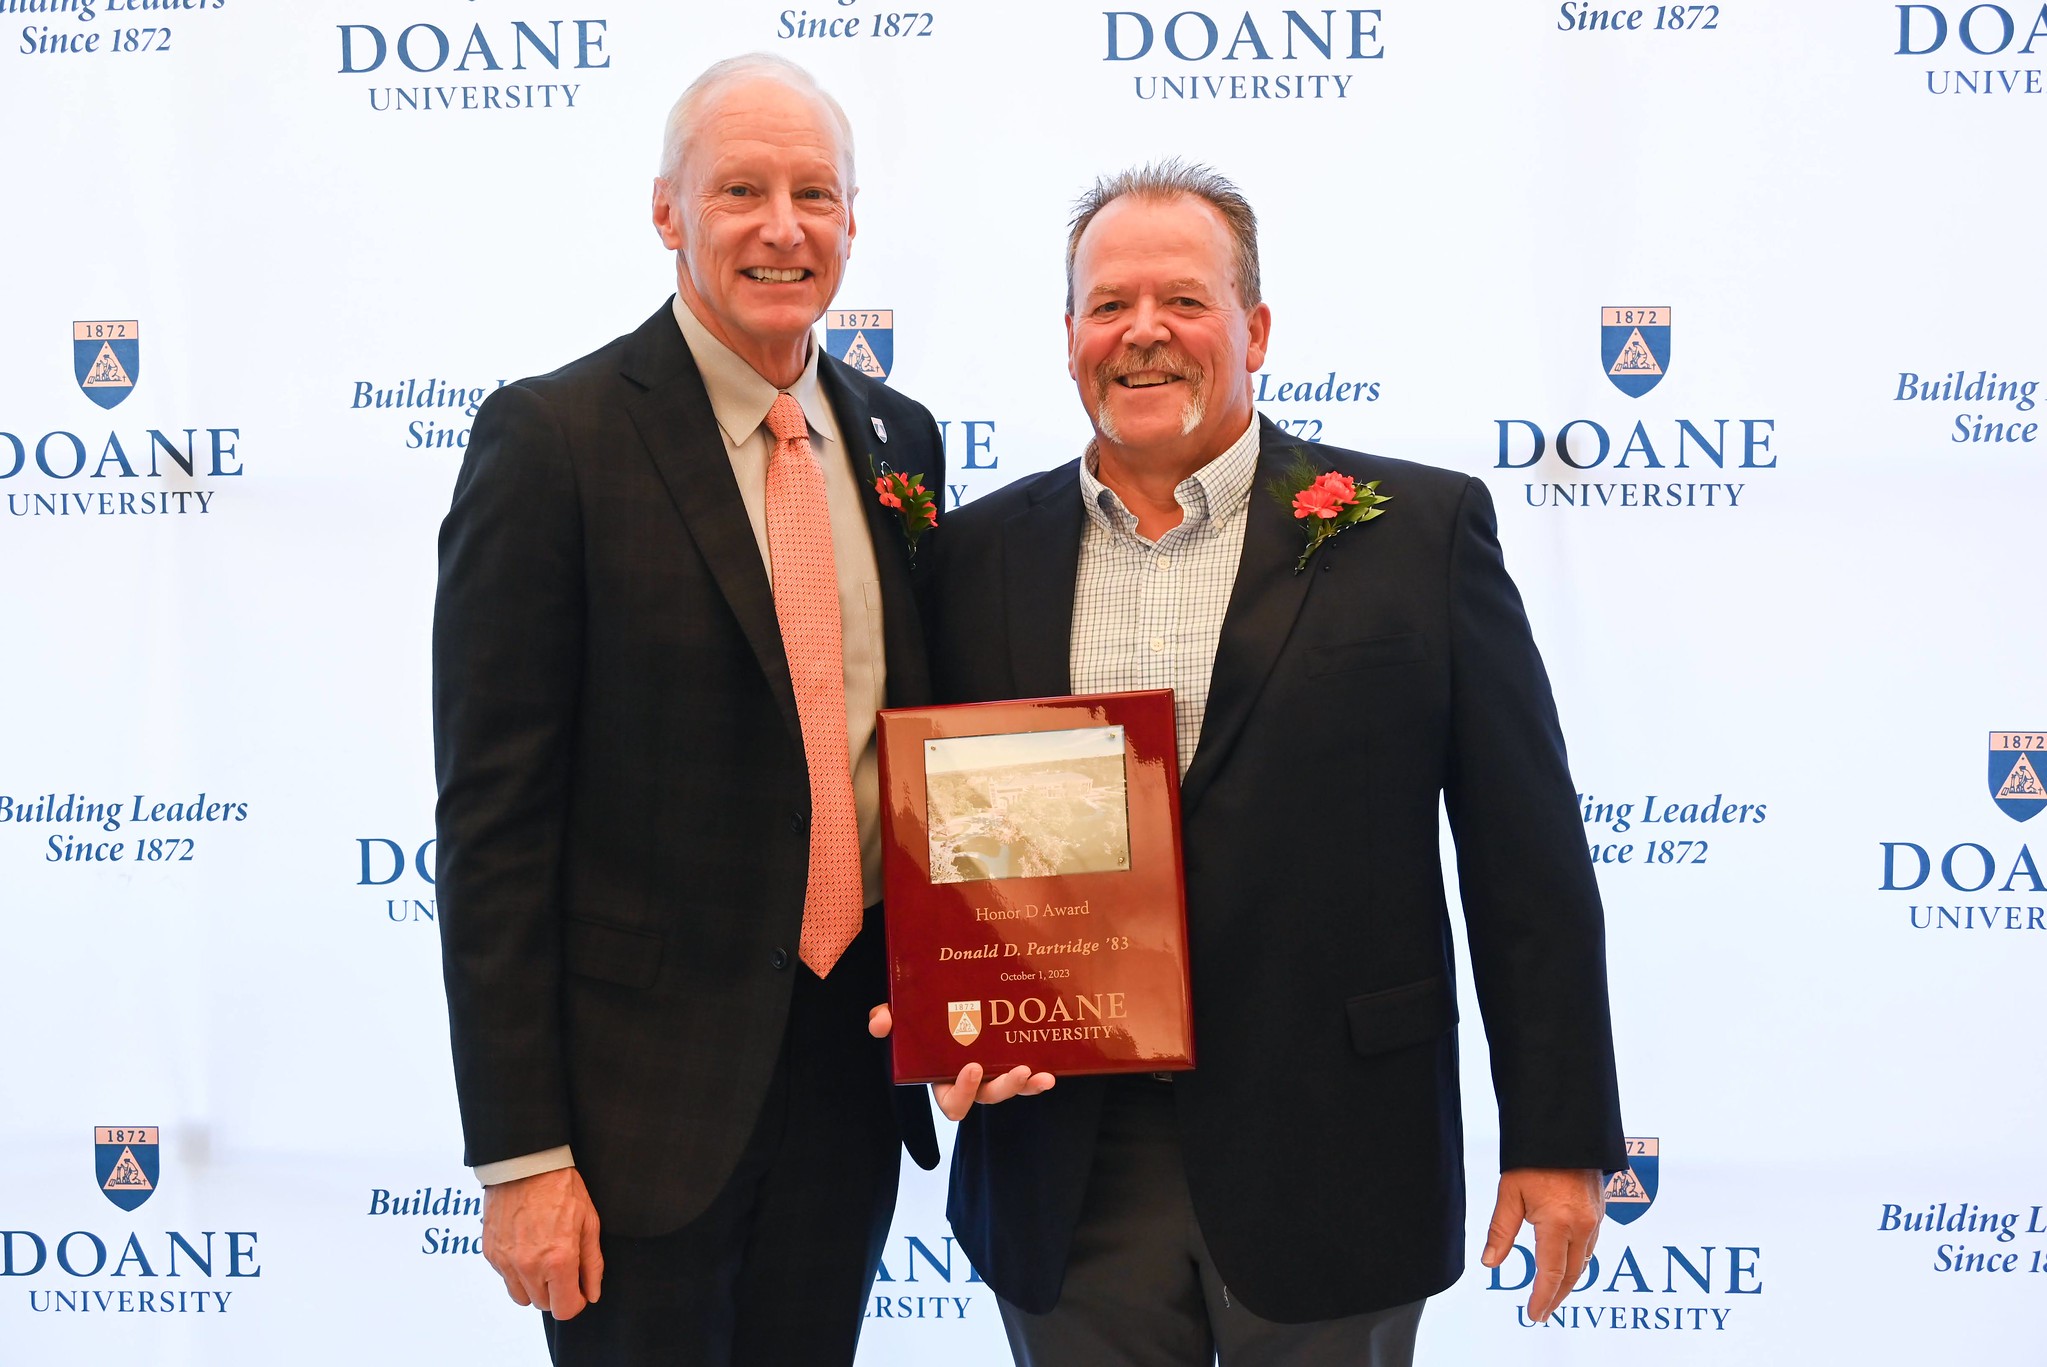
[1003,462,1085,699]
[1178,423,1321,815]
[817,359,929,706]
[618,304,802,747]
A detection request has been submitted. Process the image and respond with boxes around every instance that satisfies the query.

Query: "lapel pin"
[872,416,888,443]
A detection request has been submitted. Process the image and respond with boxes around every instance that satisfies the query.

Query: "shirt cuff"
[474,1146,576,1187]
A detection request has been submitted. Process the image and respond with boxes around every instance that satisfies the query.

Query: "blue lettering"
[1496,420,1544,469]
[456,25,500,71]
[1663,1245,1713,1294]
[2,1231,48,1276]
[2000,845,2044,892]
[93,433,136,479]
[1898,4,1949,52]
[1604,1247,1651,1293]
[227,1232,260,1278]
[1556,419,1609,469]
[1677,418,1728,468]
[1106,11,1154,58]
[111,1234,155,1279]
[964,420,997,468]
[1617,421,1661,469]
[396,23,449,72]
[148,429,196,478]
[35,432,86,479]
[338,23,386,72]
[513,20,562,68]
[1882,841,1931,891]
[1284,8,1335,56]
[358,838,406,886]
[1960,3,2016,53]
[57,1232,107,1278]
[1942,842,1995,892]
[1164,10,1220,59]
[1224,13,1271,57]
[208,428,242,477]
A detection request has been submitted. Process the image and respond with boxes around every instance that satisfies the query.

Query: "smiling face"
[653,77,854,387]
[1067,193,1270,475]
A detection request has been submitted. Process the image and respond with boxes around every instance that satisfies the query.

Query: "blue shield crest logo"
[1603,1136,1658,1225]
[94,1126,159,1211]
[826,310,893,383]
[1989,732,2046,822]
[74,321,140,409]
[1600,307,1669,398]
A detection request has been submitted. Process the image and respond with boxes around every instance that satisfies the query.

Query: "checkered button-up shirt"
[1071,419,1261,775]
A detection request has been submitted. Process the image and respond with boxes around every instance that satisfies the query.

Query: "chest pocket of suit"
[1306,631,1427,679]
[862,579,887,709]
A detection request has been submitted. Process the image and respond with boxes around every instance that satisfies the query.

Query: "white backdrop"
[3,1,2044,1362]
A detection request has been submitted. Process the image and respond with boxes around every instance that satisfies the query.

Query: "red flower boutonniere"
[1266,452,1390,573]
[870,458,937,564]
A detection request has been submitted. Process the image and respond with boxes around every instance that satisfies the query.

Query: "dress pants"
[998,1078,1425,1367]
[543,948,902,1367]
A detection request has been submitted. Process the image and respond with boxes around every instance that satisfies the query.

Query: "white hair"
[656,54,856,191]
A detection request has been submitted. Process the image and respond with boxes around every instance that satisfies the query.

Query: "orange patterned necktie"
[763,393,862,977]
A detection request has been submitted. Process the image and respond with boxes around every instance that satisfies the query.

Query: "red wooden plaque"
[878,690,1195,1084]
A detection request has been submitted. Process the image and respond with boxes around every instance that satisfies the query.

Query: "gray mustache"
[1097,346,1202,385]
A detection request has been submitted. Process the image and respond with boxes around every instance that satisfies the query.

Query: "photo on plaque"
[923,726,1131,883]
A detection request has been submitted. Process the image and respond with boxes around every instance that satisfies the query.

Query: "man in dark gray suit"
[433,54,939,1365]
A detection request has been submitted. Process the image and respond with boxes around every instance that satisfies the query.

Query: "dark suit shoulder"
[469,314,662,431]
[944,459,1081,535]
[520,328,640,392]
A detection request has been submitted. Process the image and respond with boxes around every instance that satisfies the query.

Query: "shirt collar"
[671,294,831,446]
[1078,416,1262,537]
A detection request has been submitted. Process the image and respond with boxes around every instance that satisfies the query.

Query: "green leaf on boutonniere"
[869,456,938,565]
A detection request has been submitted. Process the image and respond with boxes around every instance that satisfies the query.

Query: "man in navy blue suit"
[882,160,1625,1366]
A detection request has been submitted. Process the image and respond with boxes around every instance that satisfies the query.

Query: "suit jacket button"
[771,948,790,970]
[789,812,807,833]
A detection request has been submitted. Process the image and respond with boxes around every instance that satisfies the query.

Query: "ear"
[652,177,686,252]
[1243,301,1272,375]
[1065,312,1078,381]
[846,187,859,253]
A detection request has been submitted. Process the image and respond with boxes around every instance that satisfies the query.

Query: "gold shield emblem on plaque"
[948,1001,982,1045]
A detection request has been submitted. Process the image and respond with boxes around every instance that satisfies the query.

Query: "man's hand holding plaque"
[867,1004,1057,1120]
[874,690,1196,1086]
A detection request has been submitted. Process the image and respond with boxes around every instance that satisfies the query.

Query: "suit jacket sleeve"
[1443,475,1627,1175]
[432,382,584,1167]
